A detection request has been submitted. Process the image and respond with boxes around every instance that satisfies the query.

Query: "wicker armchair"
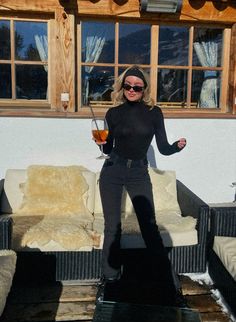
[208,206,236,316]
[168,180,209,273]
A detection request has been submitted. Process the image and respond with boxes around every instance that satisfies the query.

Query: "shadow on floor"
[103,249,179,306]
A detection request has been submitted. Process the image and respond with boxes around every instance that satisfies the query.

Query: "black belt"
[108,152,148,168]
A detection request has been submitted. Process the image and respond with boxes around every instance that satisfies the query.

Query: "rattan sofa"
[0,166,209,283]
[208,206,236,317]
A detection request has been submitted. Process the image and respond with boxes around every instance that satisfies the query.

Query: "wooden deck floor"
[1,276,234,322]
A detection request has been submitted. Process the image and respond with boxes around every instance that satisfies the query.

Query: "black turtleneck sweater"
[102,101,181,160]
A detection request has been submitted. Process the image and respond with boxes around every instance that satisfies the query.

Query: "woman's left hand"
[177,138,187,149]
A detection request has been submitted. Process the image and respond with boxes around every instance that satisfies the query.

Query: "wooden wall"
[229,23,236,114]
[1,0,236,22]
[0,0,236,114]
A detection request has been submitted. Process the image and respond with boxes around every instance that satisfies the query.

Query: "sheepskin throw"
[16,165,89,216]
[0,250,17,317]
[21,215,100,251]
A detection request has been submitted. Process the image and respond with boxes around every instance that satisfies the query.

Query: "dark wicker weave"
[0,216,12,249]
[208,207,236,317]
[1,180,209,283]
[209,207,236,239]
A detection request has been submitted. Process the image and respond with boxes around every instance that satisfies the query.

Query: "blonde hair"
[111,65,154,108]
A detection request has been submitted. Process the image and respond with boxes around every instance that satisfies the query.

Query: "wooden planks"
[1,276,234,322]
[7,284,97,304]
[2,284,97,322]
[2,301,95,322]
[180,276,232,322]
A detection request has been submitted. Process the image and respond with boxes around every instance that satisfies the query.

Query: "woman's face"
[123,75,145,102]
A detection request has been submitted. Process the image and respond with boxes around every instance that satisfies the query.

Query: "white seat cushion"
[93,168,197,247]
[213,236,236,281]
[93,212,197,247]
[0,169,27,213]
[94,168,181,217]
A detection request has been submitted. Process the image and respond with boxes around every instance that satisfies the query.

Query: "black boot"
[96,277,106,303]
[174,289,190,308]
[96,276,121,304]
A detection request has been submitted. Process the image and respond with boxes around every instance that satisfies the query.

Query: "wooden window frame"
[78,19,235,119]
[0,16,51,110]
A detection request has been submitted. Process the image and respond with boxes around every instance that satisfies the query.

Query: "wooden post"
[229,23,236,114]
[52,7,75,112]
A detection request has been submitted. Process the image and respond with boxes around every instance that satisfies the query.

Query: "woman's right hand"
[92,137,107,145]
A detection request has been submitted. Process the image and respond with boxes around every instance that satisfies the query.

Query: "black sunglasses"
[123,83,144,92]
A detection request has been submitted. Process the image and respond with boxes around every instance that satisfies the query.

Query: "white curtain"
[35,34,48,99]
[193,34,218,108]
[84,36,105,104]
[35,35,48,71]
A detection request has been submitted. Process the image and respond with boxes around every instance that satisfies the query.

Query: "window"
[0,18,48,105]
[80,21,230,113]
[157,26,223,109]
[80,21,151,107]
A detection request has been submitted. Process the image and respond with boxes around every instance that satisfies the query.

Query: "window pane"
[81,21,115,63]
[0,20,10,60]
[119,23,151,64]
[192,70,221,108]
[16,65,47,99]
[159,26,189,66]
[0,64,11,98]
[15,21,48,61]
[157,69,187,103]
[82,66,114,105]
[193,28,223,67]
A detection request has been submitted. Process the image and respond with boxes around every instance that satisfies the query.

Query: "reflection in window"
[82,21,115,63]
[157,69,187,105]
[82,66,114,105]
[0,20,10,60]
[81,22,115,105]
[119,23,151,64]
[16,65,47,99]
[15,21,48,61]
[192,70,221,108]
[0,19,48,101]
[159,26,189,66]
[0,64,11,98]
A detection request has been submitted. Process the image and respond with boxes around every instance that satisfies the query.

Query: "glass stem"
[101,144,104,156]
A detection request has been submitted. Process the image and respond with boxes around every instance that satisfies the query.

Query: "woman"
[94,65,187,304]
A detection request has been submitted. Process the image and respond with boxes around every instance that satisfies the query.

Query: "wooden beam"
[180,0,236,23]
[1,0,236,23]
[53,8,75,111]
[0,0,59,12]
[75,0,236,23]
[229,23,236,114]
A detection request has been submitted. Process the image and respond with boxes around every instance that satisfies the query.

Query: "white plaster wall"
[0,117,235,204]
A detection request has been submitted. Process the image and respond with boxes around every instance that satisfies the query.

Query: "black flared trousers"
[99,153,180,291]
